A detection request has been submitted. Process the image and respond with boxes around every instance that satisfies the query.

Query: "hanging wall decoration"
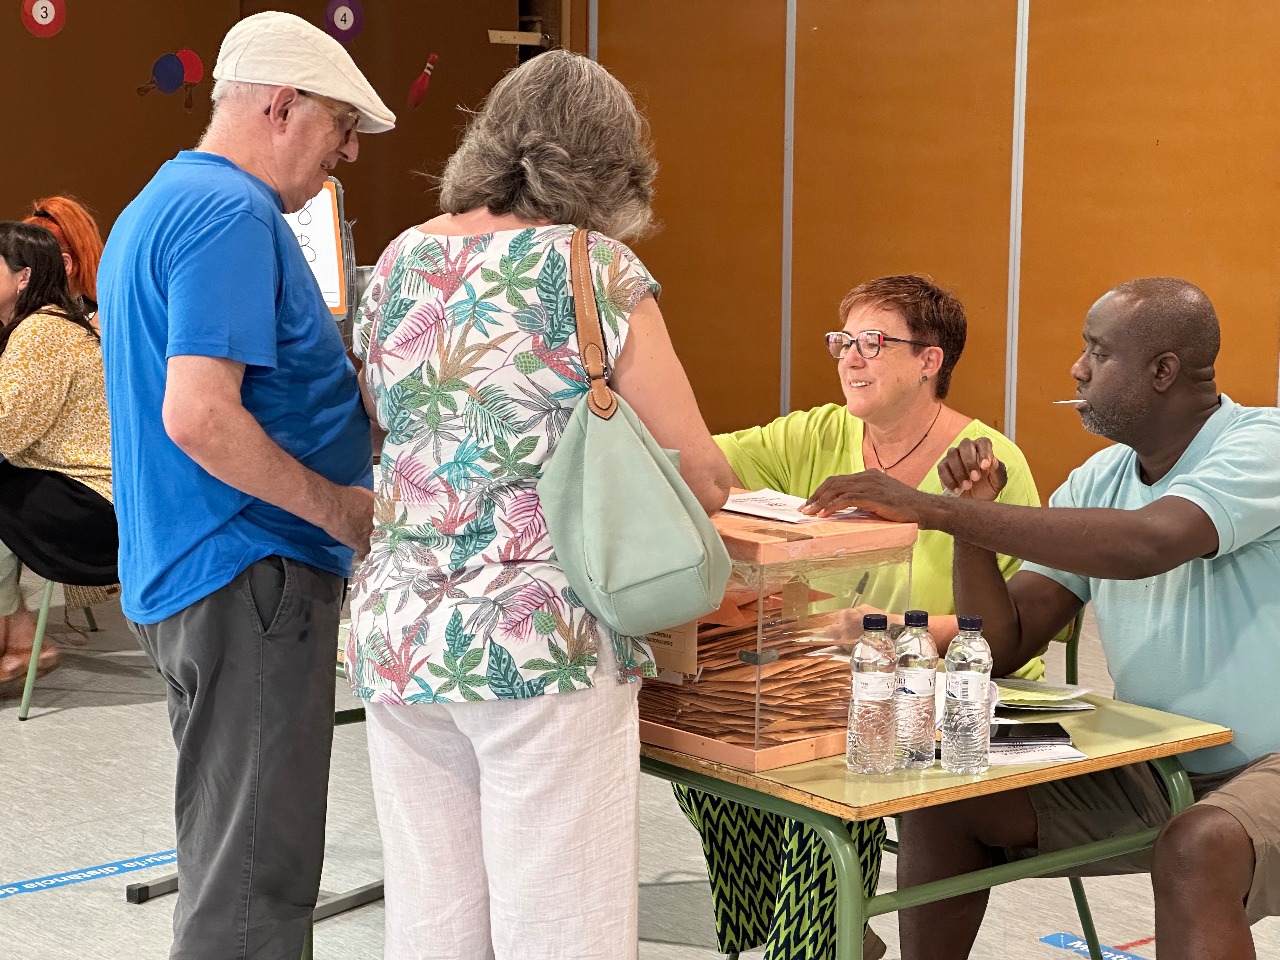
[21,0,65,38]
[325,0,363,45]
[408,54,439,110]
[175,48,205,110]
[138,53,185,98]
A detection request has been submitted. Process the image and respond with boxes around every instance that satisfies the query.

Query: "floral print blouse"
[347,225,661,705]
[0,311,112,503]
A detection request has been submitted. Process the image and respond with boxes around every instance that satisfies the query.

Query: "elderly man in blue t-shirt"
[98,12,393,959]
[802,277,1280,960]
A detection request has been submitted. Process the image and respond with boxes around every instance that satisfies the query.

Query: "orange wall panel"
[598,1,787,434]
[1017,2,1280,492]
[791,0,1018,431]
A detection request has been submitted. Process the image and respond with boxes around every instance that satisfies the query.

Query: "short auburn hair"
[838,274,967,399]
[24,195,104,303]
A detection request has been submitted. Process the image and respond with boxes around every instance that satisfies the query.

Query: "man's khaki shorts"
[1011,752,1280,924]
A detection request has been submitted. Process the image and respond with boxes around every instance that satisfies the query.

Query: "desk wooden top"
[641,695,1231,821]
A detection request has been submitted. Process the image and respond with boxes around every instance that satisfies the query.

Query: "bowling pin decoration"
[409,54,440,109]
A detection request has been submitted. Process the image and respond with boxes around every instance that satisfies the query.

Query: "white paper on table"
[995,677,1092,700]
[722,489,871,524]
[998,700,1096,712]
[988,742,1087,766]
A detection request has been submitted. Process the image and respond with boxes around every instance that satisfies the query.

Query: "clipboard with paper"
[282,176,358,342]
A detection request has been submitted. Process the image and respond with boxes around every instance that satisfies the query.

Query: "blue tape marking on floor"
[0,850,177,899]
[1041,932,1150,960]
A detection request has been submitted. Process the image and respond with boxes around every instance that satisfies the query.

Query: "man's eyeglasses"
[824,329,934,360]
[299,90,359,146]
[264,90,359,146]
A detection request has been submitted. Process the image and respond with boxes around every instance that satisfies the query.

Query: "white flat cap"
[213,10,396,134]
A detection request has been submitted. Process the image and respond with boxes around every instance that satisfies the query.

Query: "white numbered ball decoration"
[325,0,363,45]
[22,0,66,38]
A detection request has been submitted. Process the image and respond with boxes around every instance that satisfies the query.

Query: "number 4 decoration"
[325,0,363,45]
[22,0,66,38]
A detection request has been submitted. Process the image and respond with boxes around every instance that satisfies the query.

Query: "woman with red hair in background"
[0,199,113,687]
[25,195,105,324]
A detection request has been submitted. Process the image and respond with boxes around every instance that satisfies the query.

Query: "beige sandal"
[0,643,61,686]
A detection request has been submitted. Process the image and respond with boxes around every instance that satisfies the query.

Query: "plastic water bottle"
[894,610,938,769]
[847,613,896,774]
[941,615,993,774]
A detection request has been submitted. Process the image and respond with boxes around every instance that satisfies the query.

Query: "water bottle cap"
[862,613,888,631]
[904,609,928,627]
[958,615,982,631]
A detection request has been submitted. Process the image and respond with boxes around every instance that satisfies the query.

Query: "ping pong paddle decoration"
[175,48,205,110]
[21,0,65,38]
[138,53,184,97]
[325,0,364,45]
[408,54,439,109]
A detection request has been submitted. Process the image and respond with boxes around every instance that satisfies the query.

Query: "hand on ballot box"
[801,469,927,522]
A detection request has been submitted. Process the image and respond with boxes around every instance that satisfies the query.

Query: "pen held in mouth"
[1052,399,1086,405]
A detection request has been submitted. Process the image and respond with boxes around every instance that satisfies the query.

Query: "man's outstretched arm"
[803,449,1218,582]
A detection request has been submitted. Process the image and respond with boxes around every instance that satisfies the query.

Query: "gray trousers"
[132,556,343,960]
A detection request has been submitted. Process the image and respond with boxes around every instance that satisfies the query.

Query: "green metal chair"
[16,574,102,721]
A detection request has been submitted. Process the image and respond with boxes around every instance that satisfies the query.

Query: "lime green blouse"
[715,403,1048,680]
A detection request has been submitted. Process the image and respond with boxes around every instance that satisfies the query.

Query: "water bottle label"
[946,673,989,702]
[853,673,895,701]
[896,667,935,697]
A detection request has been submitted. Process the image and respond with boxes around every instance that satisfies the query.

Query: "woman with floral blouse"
[347,51,733,959]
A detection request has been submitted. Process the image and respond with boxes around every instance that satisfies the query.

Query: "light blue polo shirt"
[100,152,372,624]
[1021,395,1280,773]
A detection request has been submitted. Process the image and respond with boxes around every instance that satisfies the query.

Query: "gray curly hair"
[438,50,657,241]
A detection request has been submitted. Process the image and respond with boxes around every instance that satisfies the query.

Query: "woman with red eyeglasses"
[675,275,1054,960]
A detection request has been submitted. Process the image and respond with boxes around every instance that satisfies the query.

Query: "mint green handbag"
[537,230,731,638]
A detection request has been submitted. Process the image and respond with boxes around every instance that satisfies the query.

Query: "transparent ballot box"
[639,511,917,772]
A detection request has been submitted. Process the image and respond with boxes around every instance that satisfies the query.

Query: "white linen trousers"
[365,641,641,960]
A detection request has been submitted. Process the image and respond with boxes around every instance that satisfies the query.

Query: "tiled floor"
[1,583,1275,959]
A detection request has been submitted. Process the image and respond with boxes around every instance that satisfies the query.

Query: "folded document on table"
[995,677,1095,712]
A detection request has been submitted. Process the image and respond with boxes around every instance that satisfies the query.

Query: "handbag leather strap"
[570,229,618,421]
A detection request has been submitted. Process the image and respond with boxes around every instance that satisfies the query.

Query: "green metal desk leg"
[807,819,866,960]
[1069,877,1104,960]
[18,580,55,721]
[300,918,313,960]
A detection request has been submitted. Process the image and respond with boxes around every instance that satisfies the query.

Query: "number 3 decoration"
[325,0,363,45]
[22,0,66,38]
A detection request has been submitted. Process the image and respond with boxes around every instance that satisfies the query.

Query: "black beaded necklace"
[867,404,943,472]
